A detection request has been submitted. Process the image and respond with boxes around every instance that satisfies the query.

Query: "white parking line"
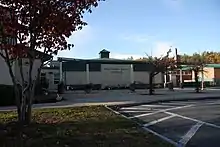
[120,110,153,113]
[143,114,176,127]
[202,101,220,106]
[143,127,178,146]
[162,100,220,107]
[178,122,203,147]
[121,107,152,110]
[129,105,194,119]
[162,101,199,105]
[105,105,179,147]
[141,104,174,108]
[165,111,220,129]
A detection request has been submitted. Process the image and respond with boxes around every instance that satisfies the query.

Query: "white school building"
[41,49,164,90]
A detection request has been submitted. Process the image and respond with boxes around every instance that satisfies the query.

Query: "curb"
[108,96,220,110]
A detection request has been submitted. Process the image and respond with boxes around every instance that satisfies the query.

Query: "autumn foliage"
[0,0,102,124]
[0,0,101,57]
[142,50,176,95]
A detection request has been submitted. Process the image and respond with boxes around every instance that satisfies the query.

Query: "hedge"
[0,81,51,106]
[183,81,214,88]
[0,85,15,106]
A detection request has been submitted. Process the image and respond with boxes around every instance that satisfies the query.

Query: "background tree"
[127,56,134,60]
[180,51,220,64]
[0,0,102,125]
[202,51,220,63]
[180,53,207,92]
[146,49,176,95]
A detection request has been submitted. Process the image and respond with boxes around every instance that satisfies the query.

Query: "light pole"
[175,48,183,88]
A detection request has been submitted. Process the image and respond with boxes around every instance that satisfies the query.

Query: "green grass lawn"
[0,106,173,147]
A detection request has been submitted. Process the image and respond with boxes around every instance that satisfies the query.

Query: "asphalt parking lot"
[111,99,220,147]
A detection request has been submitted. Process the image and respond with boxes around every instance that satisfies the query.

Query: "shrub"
[0,85,15,106]
[35,77,49,96]
[183,81,212,88]
[58,82,65,94]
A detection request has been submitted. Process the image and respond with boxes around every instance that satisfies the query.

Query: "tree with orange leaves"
[146,49,176,95]
[0,0,103,125]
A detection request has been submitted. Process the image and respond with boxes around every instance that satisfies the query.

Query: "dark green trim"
[177,64,220,70]
[89,63,101,71]
[62,60,154,72]
[42,66,59,70]
[133,63,153,71]
[61,58,150,64]
[99,49,110,53]
[63,61,86,71]
[206,64,220,68]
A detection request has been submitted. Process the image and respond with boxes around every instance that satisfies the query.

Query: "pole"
[180,69,183,88]
[86,64,90,84]
[164,73,167,88]
[59,61,63,82]
[130,64,134,84]
[201,67,204,90]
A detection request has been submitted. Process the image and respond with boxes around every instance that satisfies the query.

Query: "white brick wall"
[65,71,87,85]
[0,56,13,85]
[101,64,131,87]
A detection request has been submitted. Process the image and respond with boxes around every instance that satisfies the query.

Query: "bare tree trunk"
[194,70,200,93]
[15,58,35,125]
[20,90,27,124]
[149,73,154,95]
[24,90,32,124]
[4,56,23,123]
[23,55,44,124]
[20,82,35,125]
[24,58,34,124]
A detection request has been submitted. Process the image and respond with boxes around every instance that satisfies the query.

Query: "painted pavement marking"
[129,105,194,119]
[143,114,176,127]
[107,102,220,147]
[165,111,220,129]
[121,107,153,110]
[143,127,179,147]
[106,105,179,147]
[162,100,220,107]
[119,110,154,113]
[178,122,203,147]
[141,104,175,108]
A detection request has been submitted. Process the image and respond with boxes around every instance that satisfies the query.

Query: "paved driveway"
[63,88,220,104]
[111,99,220,147]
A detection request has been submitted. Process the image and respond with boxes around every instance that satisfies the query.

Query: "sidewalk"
[0,88,220,111]
[63,88,220,104]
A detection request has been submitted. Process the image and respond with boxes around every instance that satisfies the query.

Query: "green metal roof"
[99,49,110,53]
[181,67,192,71]
[205,64,220,68]
[58,57,152,64]
[177,64,220,70]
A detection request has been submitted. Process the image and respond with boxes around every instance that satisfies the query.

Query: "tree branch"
[0,51,6,60]
[18,58,25,84]
[153,71,160,77]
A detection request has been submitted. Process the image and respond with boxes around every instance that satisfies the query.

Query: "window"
[184,71,191,75]
[41,73,46,78]
[172,71,177,74]
[54,73,60,84]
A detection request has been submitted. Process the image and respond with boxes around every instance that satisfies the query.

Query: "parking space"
[112,100,220,147]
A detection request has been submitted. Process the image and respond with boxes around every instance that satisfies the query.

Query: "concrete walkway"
[0,88,220,111]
